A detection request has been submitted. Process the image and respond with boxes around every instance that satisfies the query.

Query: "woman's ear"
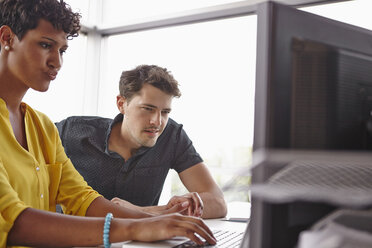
[0,25,14,50]
[116,95,127,114]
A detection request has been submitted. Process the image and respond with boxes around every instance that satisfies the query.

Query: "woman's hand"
[113,213,216,246]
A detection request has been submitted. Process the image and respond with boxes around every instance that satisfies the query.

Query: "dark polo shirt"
[55,114,203,206]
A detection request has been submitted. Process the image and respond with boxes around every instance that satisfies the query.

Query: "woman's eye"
[40,42,51,49]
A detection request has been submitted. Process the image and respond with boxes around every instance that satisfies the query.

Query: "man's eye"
[143,107,153,111]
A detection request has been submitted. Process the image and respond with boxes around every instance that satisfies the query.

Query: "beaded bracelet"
[103,213,113,248]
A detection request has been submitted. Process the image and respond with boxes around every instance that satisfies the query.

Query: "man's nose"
[150,112,161,126]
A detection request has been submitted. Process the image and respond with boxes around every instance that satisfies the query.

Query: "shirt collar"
[0,98,29,117]
[104,113,123,156]
[0,98,7,114]
[104,113,149,157]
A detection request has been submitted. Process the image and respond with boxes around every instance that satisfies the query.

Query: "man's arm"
[92,196,190,217]
[178,163,227,219]
[111,197,191,216]
[110,163,227,219]
[86,196,153,218]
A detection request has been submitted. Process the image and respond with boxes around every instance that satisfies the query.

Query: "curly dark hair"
[119,65,182,102]
[0,0,81,41]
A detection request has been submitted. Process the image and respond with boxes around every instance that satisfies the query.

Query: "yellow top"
[0,98,101,247]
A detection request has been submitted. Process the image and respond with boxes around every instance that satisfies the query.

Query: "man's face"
[120,83,173,148]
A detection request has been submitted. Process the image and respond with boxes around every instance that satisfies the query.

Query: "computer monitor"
[253,1,372,151]
[250,1,372,248]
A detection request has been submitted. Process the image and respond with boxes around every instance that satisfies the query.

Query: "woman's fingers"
[168,215,216,245]
[128,214,216,245]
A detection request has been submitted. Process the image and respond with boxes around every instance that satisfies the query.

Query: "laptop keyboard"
[172,229,244,248]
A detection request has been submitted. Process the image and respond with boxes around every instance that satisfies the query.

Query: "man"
[56,65,227,219]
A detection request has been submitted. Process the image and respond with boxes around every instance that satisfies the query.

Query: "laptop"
[118,218,250,248]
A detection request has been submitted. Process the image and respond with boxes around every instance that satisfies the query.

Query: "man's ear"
[116,95,127,114]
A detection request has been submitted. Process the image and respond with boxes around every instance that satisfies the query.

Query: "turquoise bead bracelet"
[103,213,113,248]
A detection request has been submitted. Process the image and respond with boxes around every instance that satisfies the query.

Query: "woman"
[0,0,216,247]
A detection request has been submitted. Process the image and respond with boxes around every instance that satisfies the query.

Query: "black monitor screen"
[290,38,372,150]
[253,1,372,151]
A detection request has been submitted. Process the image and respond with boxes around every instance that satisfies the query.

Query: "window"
[101,0,243,26]
[301,0,372,31]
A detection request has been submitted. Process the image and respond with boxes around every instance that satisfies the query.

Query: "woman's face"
[6,19,68,92]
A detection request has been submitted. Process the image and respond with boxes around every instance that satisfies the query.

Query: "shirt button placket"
[35,163,44,207]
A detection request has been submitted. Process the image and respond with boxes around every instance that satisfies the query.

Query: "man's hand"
[166,192,204,217]
[179,163,227,218]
